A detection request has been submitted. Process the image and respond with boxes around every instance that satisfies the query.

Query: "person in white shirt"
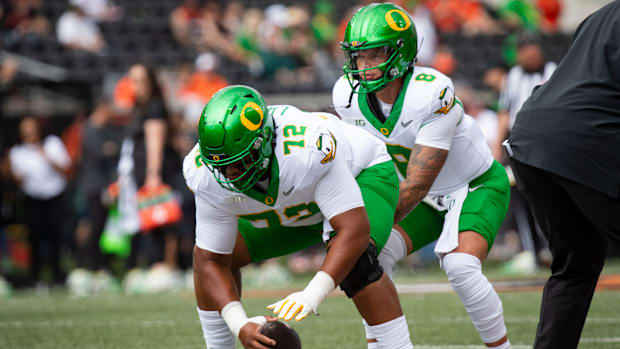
[9,117,71,286]
[56,4,106,53]
[494,31,555,273]
[494,31,556,162]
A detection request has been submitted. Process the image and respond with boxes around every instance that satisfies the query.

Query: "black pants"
[77,190,109,270]
[510,159,620,349]
[25,193,67,284]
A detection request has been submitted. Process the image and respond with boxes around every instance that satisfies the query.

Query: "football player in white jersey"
[333,3,512,349]
[184,85,413,348]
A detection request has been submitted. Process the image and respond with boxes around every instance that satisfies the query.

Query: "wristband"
[221,301,249,337]
[303,271,336,306]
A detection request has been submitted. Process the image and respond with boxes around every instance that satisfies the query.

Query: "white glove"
[267,271,335,321]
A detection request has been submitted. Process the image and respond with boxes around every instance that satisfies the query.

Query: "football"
[259,320,302,349]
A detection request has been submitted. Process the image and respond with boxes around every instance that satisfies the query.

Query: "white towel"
[426,185,469,268]
[116,138,140,235]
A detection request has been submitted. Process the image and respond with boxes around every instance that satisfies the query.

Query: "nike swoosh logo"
[283,186,295,196]
[401,120,413,128]
[468,184,484,192]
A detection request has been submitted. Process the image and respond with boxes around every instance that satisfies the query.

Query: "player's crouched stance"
[184,85,413,348]
[334,3,511,348]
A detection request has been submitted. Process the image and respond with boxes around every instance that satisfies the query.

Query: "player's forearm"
[321,207,370,285]
[144,119,166,178]
[394,180,429,223]
[321,231,367,285]
[496,111,510,143]
[394,144,448,223]
[193,249,239,311]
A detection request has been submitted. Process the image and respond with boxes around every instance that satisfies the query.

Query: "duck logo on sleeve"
[316,132,337,164]
[434,87,456,115]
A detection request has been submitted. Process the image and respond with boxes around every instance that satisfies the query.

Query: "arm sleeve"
[46,136,71,168]
[498,70,513,112]
[314,154,364,225]
[416,96,463,150]
[56,16,72,44]
[194,194,238,254]
[8,149,24,177]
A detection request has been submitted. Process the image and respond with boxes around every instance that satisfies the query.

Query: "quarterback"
[184,85,413,348]
[333,3,511,349]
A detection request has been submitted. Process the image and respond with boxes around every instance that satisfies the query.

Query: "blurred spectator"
[1,0,50,39]
[311,0,337,47]
[536,0,561,33]
[457,83,498,148]
[178,52,229,109]
[0,56,17,91]
[221,1,244,37]
[494,31,555,273]
[483,66,507,94]
[68,0,121,22]
[499,0,541,31]
[113,75,136,111]
[494,31,555,162]
[169,0,204,48]
[174,52,228,154]
[75,100,123,274]
[483,65,508,111]
[234,7,265,75]
[56,3,106,54]
[258,4,316,86]
[426,0,500,35]
[410,1,438,66]
[9,117,71,286]
[432,45,456,76]
[199,1,246,63]
[125,64,182,270]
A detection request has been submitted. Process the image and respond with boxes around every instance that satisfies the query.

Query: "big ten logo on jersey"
[226,195,247,204]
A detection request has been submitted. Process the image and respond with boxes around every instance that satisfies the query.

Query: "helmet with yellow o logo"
[341,2,417,93]
[198,85,274,192]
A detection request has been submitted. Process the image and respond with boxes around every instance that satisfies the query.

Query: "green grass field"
[2,261,620,348]
[2,289,620,348]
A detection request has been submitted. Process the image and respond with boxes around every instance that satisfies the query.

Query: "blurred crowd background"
[0,0,616,296]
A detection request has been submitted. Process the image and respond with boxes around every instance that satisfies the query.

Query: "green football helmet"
[341,3,418,93]
[198,85,274,193]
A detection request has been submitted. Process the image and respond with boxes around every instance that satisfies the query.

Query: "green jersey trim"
[357,70,414,137]
[243,155,280,206]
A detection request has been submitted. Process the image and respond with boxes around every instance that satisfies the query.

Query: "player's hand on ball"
[260,319,302,349]
[238,316,277,349]
[267,291,318,321]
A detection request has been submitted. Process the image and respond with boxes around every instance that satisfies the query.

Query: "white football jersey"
[183,105,392,254]
[333,67,493,196]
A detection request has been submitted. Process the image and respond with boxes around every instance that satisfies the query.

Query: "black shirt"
[127,98,180,187]
[509,0,620,198]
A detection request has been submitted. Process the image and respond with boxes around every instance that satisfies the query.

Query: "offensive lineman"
[333,3,511,349]
[184,85,413,348]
